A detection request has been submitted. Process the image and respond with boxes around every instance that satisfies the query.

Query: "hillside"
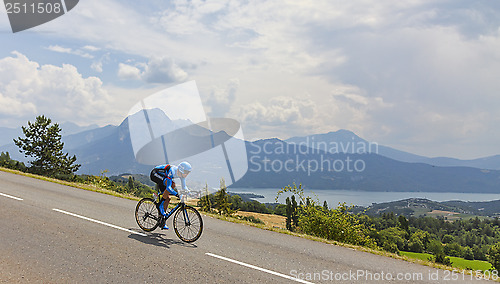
[356,198,500,218]
[233,139,500,193]
[286,130,500,170]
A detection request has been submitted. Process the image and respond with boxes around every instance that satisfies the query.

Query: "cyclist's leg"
[151,169,169,216]
[161,178,179,213]
[159,192,170,230]
[162,190,171,213]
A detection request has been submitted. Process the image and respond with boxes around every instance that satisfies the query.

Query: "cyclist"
[150,161,192,229]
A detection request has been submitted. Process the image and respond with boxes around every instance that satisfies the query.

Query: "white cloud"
[154,0,225,36]
[237,96,316,138]
[91,61,103,73]
[91,53,110,73]
[325,24,500,158]
[118,57,188,83]
[117,63,141,80]
[2,0,500,158]
[0,92,36,116]
[0,52,112,126]
[47,45,72,54]
[47,45,93,59]
[204,79,239,117]
[142,57,188,83]
[82,45,100,52]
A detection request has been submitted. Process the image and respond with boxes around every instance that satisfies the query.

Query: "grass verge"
[0,167,140,201]
[400,251,492,271]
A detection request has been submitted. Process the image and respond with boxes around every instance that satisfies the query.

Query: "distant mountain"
[424,155,500,170]
[286,130,500,170]
[0,127,22,147]
[3,114,500,193]
[354,197,500,217]
[63,125,117,150]
[67,109,242,191]
[0,122,98,148]
[60,122,99,136]
[70,117,149,175]
[233,139,500,193]
[286,130,428,162]
[441,199,500,217]
[0,143,22,161]
[354,198,460,217]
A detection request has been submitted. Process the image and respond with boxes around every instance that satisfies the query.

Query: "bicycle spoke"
[135,198,161,232]
[173,206,203,242]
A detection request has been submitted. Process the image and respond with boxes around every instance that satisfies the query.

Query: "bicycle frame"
[161,197,191,226]
[164,202,182,220]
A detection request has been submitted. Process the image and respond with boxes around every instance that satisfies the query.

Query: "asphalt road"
[0,171,492,283]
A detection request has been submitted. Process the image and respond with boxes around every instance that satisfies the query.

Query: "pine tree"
[285,197,292,230]
[291,195,298,228]
[128,176,134,189]
[198,183,212,212]
[214,178,233,216]
[14,115,80,177]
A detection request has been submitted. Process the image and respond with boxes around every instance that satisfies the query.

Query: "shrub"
[432,252,452,266]
[239,215,265,224]
[444,242,464,258]
[277,183,376,247]
[489,242,500,271]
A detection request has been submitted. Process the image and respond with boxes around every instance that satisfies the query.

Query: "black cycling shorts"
[150,169,166,192]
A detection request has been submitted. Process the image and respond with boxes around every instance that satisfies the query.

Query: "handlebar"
[154,186,201,203]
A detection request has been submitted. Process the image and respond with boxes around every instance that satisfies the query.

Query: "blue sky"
[1,0,499,159]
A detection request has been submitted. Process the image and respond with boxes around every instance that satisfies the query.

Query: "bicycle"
[135,188,203,243]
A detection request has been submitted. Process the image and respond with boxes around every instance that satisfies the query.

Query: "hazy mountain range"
[286,130,500,170]
[0,122,99,147]
[1,111,500,193]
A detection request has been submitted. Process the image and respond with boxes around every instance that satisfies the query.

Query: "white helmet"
[177,161,192,178]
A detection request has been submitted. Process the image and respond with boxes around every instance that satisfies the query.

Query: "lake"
[228,188,500,207]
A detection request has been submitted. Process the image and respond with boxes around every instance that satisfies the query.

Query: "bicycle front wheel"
[135,198,161,232]
[173,205,203,243]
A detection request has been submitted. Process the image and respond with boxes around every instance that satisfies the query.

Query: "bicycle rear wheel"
[135,198,161,232]
[173,205,203,243]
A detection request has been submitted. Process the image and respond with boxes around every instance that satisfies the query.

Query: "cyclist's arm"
[180,177,188,191]
[165,178,178,196]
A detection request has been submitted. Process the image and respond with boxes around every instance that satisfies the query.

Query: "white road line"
[52,208,147,237]
[206,253,315,284]
[0,192,23,201]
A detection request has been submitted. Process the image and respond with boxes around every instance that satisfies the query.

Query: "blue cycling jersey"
[153,164,188,195]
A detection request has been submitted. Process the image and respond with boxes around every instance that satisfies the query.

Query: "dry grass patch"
[236,211,286,229]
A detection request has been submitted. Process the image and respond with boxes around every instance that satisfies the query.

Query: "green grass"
[401,251,434,261]
[449,256,492,271]
[401,251,492,271]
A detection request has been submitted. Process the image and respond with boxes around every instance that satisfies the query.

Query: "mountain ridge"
[285,130,500,170]
[2,115,500,193]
